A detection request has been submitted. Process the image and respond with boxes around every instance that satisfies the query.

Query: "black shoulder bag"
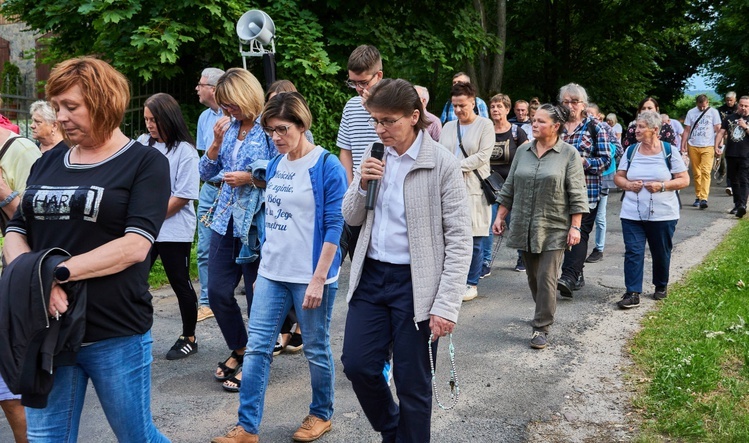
[457,123,503,205]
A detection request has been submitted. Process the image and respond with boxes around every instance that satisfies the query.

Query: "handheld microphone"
[365,142,385,210]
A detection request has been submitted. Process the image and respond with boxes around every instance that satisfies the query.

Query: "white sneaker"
[726,187,733,196]
[463,285,478,302]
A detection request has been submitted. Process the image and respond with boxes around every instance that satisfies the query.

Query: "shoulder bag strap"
[0,136,20,163]
[457,123,485,183]
[688,108,709,141]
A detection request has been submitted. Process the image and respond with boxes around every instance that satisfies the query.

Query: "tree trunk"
[489,0,506,95]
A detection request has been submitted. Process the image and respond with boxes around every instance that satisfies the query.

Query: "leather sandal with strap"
[214,350,244,381]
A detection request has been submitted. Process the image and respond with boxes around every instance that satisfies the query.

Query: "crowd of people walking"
[0,44,746,443]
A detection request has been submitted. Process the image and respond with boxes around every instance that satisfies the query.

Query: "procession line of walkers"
[0,47,746,443]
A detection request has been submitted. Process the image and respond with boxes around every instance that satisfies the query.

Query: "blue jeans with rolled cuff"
[237,276,337,433]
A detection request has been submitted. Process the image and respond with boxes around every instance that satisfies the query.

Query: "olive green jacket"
[498,138,589,253]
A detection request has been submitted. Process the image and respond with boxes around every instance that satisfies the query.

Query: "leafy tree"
[697,0,749,94]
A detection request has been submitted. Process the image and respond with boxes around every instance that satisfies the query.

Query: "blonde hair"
[214,68,265,122]
[46,57,130,145]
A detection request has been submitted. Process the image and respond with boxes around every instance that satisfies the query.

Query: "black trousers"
[150,241,198,337]
[342,259,436,443]
[727,156,749,208]
[560,204,599,281]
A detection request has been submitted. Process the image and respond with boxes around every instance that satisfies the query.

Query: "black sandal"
[214,350,244,381]
[222,372,242,392]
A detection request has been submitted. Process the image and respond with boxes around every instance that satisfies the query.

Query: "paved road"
[1,181,738,442]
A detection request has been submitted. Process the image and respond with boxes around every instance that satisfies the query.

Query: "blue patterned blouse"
[199,117,278,237]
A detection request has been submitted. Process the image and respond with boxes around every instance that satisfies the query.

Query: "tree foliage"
[2,0,711,145]
[698,0,749,95]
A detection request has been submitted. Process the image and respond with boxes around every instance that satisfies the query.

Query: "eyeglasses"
[345,73,379,89]
[263,125,292,137]
[562,99,582,106]
[367,116,404,129]
[220,103,239,111]
[196,83,215,88]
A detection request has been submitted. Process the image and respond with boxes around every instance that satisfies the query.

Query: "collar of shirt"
[367,131,424,264]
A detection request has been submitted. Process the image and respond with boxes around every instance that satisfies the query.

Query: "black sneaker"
[730,206,739,215]
[653,287,667,300]
[573,273,585,291]
[737,206,747,218]
[166,336,197,360]
[692,199,700,207]
[557,276,574,298]
[700,200,708,209]
[514,257,526,272]
[617,292,640,309]
[479,264,492,279]
[285,332,303,352]
[585,249,603,263]
[530,331,547,349]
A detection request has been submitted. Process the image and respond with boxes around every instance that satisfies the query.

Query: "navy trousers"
[342,258,437,443]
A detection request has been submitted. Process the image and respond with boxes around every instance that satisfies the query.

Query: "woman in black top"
[481,93,529,276]
[4,57,171,442]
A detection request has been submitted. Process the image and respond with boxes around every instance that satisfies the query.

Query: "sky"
[686,73,715,92]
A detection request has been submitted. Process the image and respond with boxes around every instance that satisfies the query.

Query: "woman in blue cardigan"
[212,91,347,443]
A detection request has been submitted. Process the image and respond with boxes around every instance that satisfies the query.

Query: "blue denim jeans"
[197,182,219,307]
[481,203,499,266]
[208,217,259,351]
[26,332,169,443]
[594,193,608,252]
[621,218,677,293]
[467,236,485,286]
[238,276,337,433]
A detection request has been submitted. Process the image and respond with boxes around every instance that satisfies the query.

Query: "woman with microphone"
[341,79,471,442]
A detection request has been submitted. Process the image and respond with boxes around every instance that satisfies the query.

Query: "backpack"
[621,142,681,208]
[583,119,622,174]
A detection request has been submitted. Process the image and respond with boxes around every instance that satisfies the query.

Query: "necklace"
[428,332,460,410]
[636,191,655,221]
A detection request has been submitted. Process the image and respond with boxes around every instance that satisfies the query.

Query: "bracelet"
[661,181,666,192]
[570,226,582,232]
[0,191,18,208]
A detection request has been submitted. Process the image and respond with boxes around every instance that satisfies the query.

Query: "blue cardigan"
[263,149,347,281]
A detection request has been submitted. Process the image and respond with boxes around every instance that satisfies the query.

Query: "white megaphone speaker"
[236,10,275,46]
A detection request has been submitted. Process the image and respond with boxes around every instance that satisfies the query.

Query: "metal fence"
[1,75,199,141]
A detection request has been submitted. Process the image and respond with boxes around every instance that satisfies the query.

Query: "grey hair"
[637,110,661,131]
[414,85,429,104]
[558,82,589,105]
[606,113,618,125]
[30,100,57,123]
[201,67,225,86]
[726,91,737,99]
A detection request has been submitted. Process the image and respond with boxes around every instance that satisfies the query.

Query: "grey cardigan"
[342,132,472,324]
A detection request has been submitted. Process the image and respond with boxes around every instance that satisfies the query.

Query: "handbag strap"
[0,135,22,163]
[456,122,485,183]
[687,108,709,141]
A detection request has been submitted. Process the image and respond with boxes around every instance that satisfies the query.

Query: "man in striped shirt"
[337,45,383,184]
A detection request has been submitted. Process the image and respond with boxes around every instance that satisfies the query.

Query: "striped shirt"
[336,96,380,169]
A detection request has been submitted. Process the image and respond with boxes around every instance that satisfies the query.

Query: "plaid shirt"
[562,116,612,206]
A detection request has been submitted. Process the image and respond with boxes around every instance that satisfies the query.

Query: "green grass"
[630,221,749,442]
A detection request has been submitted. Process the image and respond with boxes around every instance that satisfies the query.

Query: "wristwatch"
[54,264,70,284]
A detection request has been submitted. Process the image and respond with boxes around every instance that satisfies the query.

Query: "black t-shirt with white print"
[722,114,749,158]
[7,140,170,342]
